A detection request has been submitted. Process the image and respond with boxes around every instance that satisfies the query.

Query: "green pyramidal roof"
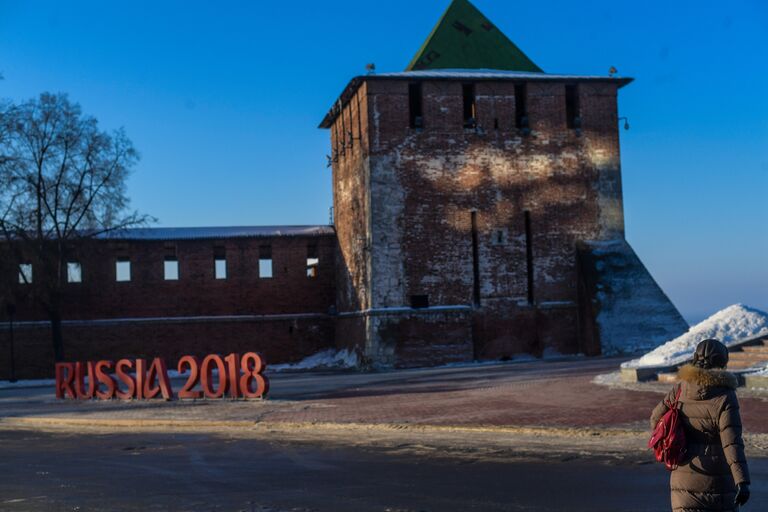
[407,0,542,72]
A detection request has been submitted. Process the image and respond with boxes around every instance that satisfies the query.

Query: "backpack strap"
[665,383,683,410]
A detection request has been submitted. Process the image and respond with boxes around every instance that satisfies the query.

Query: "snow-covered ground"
[269,349,359,372]
[621,304,768,369]
[591,371,622,386]
[0,378,56,390]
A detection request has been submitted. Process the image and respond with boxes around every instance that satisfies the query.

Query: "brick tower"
[321,0,688,367]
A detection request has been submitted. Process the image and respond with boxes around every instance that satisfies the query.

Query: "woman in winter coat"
[651,338,751,511]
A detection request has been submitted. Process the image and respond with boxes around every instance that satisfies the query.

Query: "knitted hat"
[692,338,729,369]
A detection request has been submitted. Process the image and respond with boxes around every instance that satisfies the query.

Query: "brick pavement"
[261,368,768,433]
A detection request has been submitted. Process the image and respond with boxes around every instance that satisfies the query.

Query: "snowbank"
[269,349,359,372]
[0,378,56,390]
[622,304,768,369]
[592,371,623,386]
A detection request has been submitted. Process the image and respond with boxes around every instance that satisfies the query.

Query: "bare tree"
[0,93,153,361]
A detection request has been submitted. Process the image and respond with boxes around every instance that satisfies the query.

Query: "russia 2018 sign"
[55,352,269,400]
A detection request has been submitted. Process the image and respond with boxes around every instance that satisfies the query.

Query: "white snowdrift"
[622,304,768,369]
[268,348,359,372]
[0,378,56,390]
[592,371,623,386]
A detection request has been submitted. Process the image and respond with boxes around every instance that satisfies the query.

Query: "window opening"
[333,123,339,158]
[356,93,363,143]
[214,246,226,280]
[163,246,178,280]
[515,84,529,131]
[259,245,273,279]
[307,245,319,278]
[471,211,481,306]
[346,104,353,148]
[67,262,82,283]
[524,211,535,304]
[340,103,347,154]
[408,83,423,129]
[463,84,476,128]
[164,258,179,281]
[18,263,32,284]
[116,259,131,282]
[565,84,580,129]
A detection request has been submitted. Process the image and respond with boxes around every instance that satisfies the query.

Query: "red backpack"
[648,384,687,470]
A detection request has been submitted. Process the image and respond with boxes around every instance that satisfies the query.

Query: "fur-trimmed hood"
[653,365,751,505]
[678,364,738,390]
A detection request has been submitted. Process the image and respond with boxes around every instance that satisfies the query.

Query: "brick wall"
[0,234,337,378]
[1,74,637,375]
[329,76,625,363]
[0,316,333,380]
[5,234,337,320]
[332,83,372,314]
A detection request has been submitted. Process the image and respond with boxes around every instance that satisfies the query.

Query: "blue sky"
[1,0,766,323]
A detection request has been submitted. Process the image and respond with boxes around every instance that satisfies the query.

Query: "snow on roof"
[99,225,335,241]
[374,69,628,81]
[621,304,768,369]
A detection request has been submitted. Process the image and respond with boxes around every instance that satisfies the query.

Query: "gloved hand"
[735,483,750,506]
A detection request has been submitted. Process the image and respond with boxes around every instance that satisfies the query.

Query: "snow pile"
[622,304,768,369]
[0,378,56,390]
[269,349,359,372]
[592,371,622,386]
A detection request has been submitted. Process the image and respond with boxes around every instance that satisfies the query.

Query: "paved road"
[6,429,766,512]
